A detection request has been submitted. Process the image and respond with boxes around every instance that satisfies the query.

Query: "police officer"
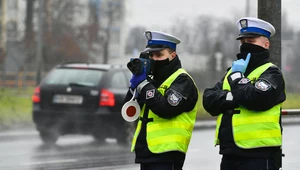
[202,17,286,170]
[124,31,199,170]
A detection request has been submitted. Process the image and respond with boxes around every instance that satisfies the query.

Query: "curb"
[0,128,38,142]
[193,116,300,130]
[0,116,299,141]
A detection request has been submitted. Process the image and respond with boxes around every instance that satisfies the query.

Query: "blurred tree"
[170,18,193,54]
[193,15,214,55]
[77,0,125,63]
[85,0,102,62]
[169,15,240,89]
[170,15,238,67]
[125,26,146,55]
[22,0,88,71]
[216,18,239,67]
[24,0,35,69]
[170,15,215,55]
[281,11,300,91]
[42,0,88,70]
[101,0,125,63]
[0,0,7,70]
[22,0,126,71]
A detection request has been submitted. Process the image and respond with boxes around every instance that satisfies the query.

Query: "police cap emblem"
[240,19,248,29]
[145,31,152,40]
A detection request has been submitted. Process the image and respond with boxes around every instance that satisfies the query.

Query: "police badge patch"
[255,80,271,91]
[167,91,182,106]
[238,78,250,84]
[146,89,155,99]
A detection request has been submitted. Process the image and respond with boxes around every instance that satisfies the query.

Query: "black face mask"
[237,43,270,73]
[154,58,170,67]
[152,58,170,75]
[240,43,267,54]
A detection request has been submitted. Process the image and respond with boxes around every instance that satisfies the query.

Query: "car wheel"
[92,123,107,143]
[39,131,59,145]
[116,121,137,146]
[92,131,106,142]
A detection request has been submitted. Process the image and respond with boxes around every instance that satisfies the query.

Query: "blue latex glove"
[231,53,251,73]
[130,67,146,89]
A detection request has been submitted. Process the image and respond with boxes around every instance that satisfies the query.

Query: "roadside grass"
[0,88,33,130]
[282,93,300,109]
[0,88,299,130]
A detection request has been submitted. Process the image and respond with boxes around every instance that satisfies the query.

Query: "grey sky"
[126,0,300,31]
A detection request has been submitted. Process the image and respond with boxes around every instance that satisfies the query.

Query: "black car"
[32,62,135,145]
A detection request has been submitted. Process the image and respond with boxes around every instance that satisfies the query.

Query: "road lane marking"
[21,159,77,166]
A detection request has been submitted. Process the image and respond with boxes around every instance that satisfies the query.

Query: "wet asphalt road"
[0,134,134,170]
[0,123,299,170]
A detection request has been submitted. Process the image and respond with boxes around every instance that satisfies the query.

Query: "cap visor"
[143,47,165,52]
[236,33,262,40]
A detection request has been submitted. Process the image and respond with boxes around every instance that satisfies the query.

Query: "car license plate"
[53,95,83,104]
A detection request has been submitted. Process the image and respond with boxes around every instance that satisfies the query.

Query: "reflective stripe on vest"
[131,68,199,153]
[214,62,282,149]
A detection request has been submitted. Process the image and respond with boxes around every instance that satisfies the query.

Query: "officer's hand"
[231,53,251,74]
[130,66,146,89]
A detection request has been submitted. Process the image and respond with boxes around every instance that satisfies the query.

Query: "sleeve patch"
[255,80,272,91]
[226,92,233,101]
[167,91,183,106]
[238,78,250,84]
[146,89,155,99]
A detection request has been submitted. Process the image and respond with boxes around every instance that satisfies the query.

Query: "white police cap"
[143,31,181,52]
[236,17,275,40]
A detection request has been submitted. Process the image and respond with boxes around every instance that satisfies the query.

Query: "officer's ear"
[261,36,270,49]
[167,48,176,59]
[264,40,270,49]
[171,52,176,59]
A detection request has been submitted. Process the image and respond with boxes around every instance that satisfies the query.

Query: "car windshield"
[43,68,104,87]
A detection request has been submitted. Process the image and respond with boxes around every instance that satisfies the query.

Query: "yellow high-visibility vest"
[215,62,282,149]
[131,68,199,153]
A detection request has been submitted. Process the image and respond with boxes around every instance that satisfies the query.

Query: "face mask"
[151,57,171,75]
[240,43,267,53]
[154,58,170,67]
